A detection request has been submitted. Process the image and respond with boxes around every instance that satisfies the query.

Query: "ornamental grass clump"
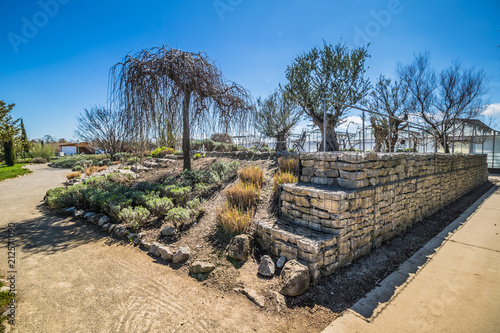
[85,165,108,176]
[66,172,81,180]
[273,171,298,197]
[216,203,252,235]
[225,182,259,211]
[238,166,263,188]
[278,157,299,176]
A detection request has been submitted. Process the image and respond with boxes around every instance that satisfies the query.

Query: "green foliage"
[3,139,15,166]
[145,196,174,217]
[46,187,79,210]
[181,169,206,186]
[186,198,204,211]
[72,165,85,172]
[0,101,19,143]
[209,160,240,182]
[118,206,151,229]
[150,147,175,158]
[32,157,47,164]
[0,164,31,181]
[166,207,191,227]
[193,153,202,160]
[51,155,105,169]
[190,139,245,152]
[19,119,30,154]
[159,185,190,205]
[27,143,56,160]
[127,156,140,165]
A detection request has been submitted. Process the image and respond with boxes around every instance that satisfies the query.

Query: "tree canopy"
[284,42,371,151]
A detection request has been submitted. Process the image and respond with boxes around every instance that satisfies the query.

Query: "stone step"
[255,219,338,283]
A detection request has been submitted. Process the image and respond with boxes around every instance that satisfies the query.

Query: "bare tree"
[254,89,302,151]
[367,75,411,152]
[75,106,128,161]
[398,53,488,152]
[284,42,371,151]
[109,46,254,170]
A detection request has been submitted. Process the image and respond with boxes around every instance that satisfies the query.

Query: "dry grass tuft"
[238,166,264,187]
[278,157,299,176]
[66,172,81,180]
[225,182,259,211]
[85,166,108,176]
[273,171,298,197]
[216,203,252,235]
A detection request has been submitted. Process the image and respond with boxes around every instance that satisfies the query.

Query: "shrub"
[166,207,191,227]
[209,160,240,182]
[225,182,259,211]
[273,171,298,197]
[211,133,233,144]
[32,157,47,164]
[159,185,190,205]
[278,157,299,176]
[186,198,204,211]
[3,140,15,166]
[118,206,150,229]
[27,143,56,160]
[66,172,81,180]
[151,147,175,158]
[45,187,80,210]
[127,156,140,165]
[145,196,174,217]
[17,158,33,163]
[238,166,264,187]
[181,169,206,186]
[75,159,93,169]
[216,203,252,235]
[72,165,84,172]
[193,153,202,160]
[107,172,133,183]
[85,165,108,176]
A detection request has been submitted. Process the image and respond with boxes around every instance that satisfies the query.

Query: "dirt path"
[0,165,281,333]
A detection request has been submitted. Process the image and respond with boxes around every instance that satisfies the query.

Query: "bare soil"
[0,162,495,333]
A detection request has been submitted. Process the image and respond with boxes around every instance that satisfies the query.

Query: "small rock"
[158,246,173,260]
[98,216,110,227]
[148,243,161,257]
[258,255,275,277]
[270,290,286,307]
[226,234,251,261]
[173,246,191,263]
[108,224,116,234]
[84,212,97,220]
[190,261,215,274]
[127,233,137,242]
[137,233,146,239]
[141,240,152,250]
[64,207,77,215]
[74,210,85,218]
[279,260,310,296]
[241,288,266,308]
[114,225,127,237]
[161,226,176,236]
[276,256,287,269]
[102,223,110,232]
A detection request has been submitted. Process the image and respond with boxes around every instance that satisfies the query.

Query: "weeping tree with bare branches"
[109,46,254,170]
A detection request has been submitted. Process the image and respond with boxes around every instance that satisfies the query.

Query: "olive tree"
[284,42,371,151]
[254,89,302,151]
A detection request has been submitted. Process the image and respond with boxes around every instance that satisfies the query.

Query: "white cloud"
[337,116,363,132]
[482,103,500,116]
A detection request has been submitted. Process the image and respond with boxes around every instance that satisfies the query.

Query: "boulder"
[241,288,266,308]
[148,243,161,257]
[102,223,110,232]
[258,255,275,277]
[161,226,176,236]
[173,246,191,263]
[276,256,287,269]
[114,225,127,237]
[158,246,173,260]
[279,260,310,296]
[226,234,251,261]
[141,240,152,250]
[190,261,215,274]
[74,210,85,218]
[84,212,97,221]
[64,207,77,215]
[107,224,116,234]
[98,216,110,227]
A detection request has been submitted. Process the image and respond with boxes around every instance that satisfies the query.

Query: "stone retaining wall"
[257,152,488,283]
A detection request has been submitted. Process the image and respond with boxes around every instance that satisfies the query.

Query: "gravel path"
[0,165,277,333]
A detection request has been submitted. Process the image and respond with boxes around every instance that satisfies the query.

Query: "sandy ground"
[0,165,285,333]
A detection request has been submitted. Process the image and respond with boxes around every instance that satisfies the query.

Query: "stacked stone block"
[256,152,488,283]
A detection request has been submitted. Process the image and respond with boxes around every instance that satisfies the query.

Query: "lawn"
[0,164,32,181]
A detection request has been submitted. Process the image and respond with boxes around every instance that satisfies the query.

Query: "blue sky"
[1,0,499,140]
